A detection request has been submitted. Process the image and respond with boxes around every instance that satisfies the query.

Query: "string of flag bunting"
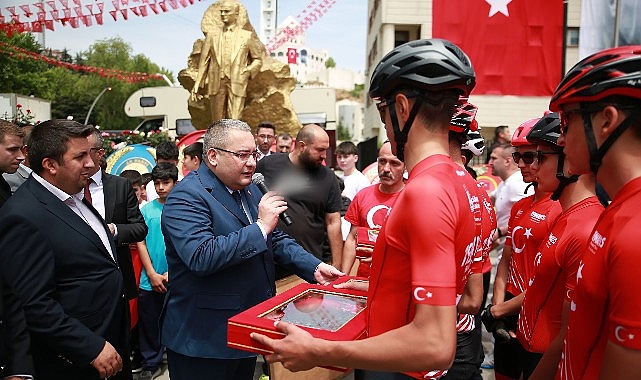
[265,0,337,53]
[0,41,165,83]
[0,0,203,34]
[1,0,337,82]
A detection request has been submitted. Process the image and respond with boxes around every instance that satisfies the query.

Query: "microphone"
[251,173,293,225]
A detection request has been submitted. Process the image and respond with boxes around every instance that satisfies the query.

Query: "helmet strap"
[551,152,579,201]
[387,94,424,162]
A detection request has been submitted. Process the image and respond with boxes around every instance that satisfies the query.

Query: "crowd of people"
[0,39,640,380]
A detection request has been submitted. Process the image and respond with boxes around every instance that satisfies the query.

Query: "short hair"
[278,132,292,141]
[0,119,25,144]
[120,169,142,187]
[151,162,178,182]
[155,141,179,161]
[89,128,103,148]
[183,142,204,160]
[295,124,323,145]
[203,119,251,152]
[495,143,515,157]
[255,121,276,135]
[29,119,94,175]
[335,141,358,156]
[495,125,509,139]
[141,172,152,186]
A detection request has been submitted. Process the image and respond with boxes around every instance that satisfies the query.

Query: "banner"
[579,0,641,60]
[432,0,564,96]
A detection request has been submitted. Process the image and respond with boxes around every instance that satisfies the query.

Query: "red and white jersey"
[366,155,479,379]
[505,194,561,295]
[558,178,641,380]
[478,184,497,275]
[344,184,401,277]
[517,197,603,353]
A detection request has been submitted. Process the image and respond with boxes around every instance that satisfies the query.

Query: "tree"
[325,57,336,69]
[337,122,351,141]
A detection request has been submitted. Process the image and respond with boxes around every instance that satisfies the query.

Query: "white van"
[124,86,195,139]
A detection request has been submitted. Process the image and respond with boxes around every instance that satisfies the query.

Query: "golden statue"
[179,0,302,134]
[191,0,262,120]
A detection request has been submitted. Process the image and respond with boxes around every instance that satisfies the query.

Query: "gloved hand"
[481,304,512,344]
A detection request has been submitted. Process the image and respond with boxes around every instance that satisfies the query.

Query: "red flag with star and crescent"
[432,0,564,96]
[287,47,297,64]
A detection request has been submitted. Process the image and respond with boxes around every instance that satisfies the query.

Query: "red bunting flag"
[69,16,78,28]
[85,4,93,14]
[149,3,158,13]
[287,47,297,64]
[158,1,167,11]
[97,2,104,12]
[73,6,83,16]
[72,0,81,7]
[139,5,148,16]
[131,6,140,16]
[6,6,17,16]
[51,10,59,20]
[120,8,128,19]
[37,12,46,21]
[31,21,43,32]
[168,0,178,10]
[432,0,564,96]
[109,9,117,20]
[34,3,45,12]
[46,1,56,10]
[45,19,54,30]
[95,13,103,24]
[59,0,68,9]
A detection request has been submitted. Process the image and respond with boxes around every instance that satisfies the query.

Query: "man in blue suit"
[160,119,343,380]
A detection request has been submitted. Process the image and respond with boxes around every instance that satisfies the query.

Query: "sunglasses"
[560,109,583,134]
[376,100,388,123]
[511,151,538,165]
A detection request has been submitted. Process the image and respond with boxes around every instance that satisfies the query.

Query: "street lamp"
[84,87,112,125]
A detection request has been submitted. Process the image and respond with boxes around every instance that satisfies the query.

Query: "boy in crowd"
[136,162,179,380]
[120,169,146,205]
[181,142,203,173]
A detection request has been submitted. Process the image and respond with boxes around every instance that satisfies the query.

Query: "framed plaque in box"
[228,279,367,371]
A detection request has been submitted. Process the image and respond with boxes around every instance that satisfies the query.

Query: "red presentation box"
[228,278,367,371]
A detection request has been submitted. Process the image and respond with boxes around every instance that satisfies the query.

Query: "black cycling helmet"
[526,112,562,149]
[549,45,641,174]
[369,38,476,101]
[526,112,578,201]
[369,39,476,161]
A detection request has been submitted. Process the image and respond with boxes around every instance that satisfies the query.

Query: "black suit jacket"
[0,277,35,378]
[0,177,11,208]
[0,176,129,380]
[102,171,147,299]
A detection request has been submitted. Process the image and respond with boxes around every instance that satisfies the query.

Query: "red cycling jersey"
[367,155,479,379]
[344,184,401,277]
[478,184,497,274]
[517,197,603,353]
[505,194,562,295]
[557,178,641,380]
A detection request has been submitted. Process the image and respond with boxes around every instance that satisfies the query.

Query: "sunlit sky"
[4,0,367,80]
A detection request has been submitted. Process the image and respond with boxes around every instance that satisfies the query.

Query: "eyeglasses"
[376,100,388,123]
[511,151,538,165]
[257,134,275,140]
[536,151,559,163]
[560,109,584,134]
[214,147,259,162]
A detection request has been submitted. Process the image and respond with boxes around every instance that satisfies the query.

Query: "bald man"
[256,124,343,276]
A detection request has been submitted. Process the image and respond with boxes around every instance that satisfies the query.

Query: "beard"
[300,149,322,171]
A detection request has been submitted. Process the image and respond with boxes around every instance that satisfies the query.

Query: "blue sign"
[106,144,156,175]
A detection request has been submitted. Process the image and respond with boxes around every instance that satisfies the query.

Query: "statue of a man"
[191,0,263,120]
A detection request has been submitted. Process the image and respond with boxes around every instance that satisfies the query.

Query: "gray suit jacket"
[2,164,30,194]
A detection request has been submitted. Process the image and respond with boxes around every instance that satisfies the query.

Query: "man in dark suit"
[86,130,147,302]
[0,120,129,380]
[0,120,34,379]
[160,119,343,380]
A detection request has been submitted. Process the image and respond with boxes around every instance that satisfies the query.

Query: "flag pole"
[613,0,621,47]
[562,0,568,76]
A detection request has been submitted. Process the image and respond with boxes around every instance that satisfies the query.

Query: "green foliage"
[349,83,364,98]
[336,122,351,141]
[101,130,172,157]
[0,33,174,130]
[325,57,336,69]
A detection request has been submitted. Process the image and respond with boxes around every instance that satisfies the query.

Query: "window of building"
[567,27,579,47]
[395,30,410,47]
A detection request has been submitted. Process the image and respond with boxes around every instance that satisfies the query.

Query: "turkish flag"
[287,47,297,64]
[432,0,564,96]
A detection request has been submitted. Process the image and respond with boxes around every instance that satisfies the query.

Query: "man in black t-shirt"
[256,124,343,278]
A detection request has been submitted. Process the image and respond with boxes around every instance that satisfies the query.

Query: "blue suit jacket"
[160,165,320,359]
